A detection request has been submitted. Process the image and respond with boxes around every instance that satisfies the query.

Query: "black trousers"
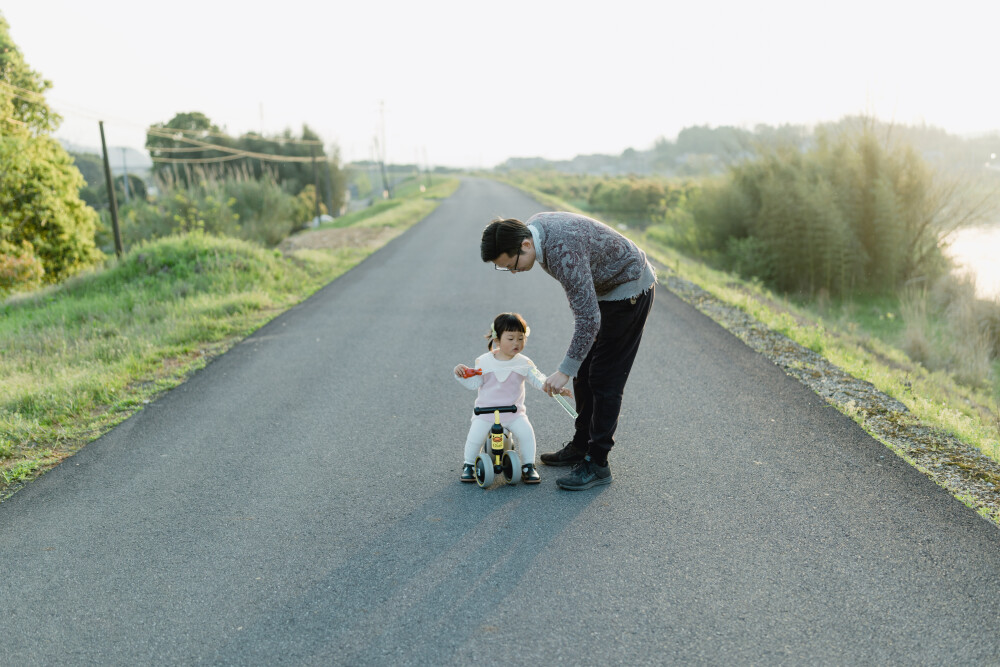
[570,285,655,461]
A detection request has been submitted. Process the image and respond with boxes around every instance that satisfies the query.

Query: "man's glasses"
[494,249,521,272]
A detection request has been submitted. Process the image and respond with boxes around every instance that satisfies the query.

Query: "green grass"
[320,199,403,229]
[497,175,1000,468]
[320,176,451,231]
[0,177,459,498]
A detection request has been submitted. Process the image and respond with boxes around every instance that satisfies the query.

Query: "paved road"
[3,178,1000,665]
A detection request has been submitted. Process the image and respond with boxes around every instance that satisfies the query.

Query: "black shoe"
[556,456,612,490]
[521,463,540,484]
[540,442,586,467]
[460,463,475,483]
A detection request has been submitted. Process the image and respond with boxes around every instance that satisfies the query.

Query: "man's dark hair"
[480,218,530,262]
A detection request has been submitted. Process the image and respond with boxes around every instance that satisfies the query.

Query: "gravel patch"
[662,270,1000,527]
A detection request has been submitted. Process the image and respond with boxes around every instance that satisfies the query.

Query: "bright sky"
[3,0,998,168]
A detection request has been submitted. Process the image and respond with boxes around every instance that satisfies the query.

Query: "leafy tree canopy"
[0,14,57,134]
[1,12,103,290]
[145,112,343,212]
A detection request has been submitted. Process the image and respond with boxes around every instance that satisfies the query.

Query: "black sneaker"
[540,442,586,467]
[556,456,612,490]
[460,463,475,483]
[521,464,540,484]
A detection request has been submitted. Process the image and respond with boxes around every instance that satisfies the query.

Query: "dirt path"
[277,225,400,253]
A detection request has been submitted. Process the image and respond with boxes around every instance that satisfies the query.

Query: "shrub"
[0,240,45,295]
[98,176,307,251]
[692,122,982,298]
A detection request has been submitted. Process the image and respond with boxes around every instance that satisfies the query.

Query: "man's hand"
[543,371,571,397]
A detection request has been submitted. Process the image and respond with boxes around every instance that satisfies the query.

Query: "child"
[454,313,569,484]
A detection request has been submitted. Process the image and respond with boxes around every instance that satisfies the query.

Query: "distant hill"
[495,119,1000,177]
[58,139,152,174]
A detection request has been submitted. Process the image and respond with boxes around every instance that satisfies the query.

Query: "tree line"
[502,117,999,299]
[1,12,348,296]
[498,119,1000,179]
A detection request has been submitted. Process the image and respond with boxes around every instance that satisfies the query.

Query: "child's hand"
[558,387,573,397]
[454,364,470,378]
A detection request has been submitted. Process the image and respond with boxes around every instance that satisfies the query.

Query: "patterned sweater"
[527,212,656,377]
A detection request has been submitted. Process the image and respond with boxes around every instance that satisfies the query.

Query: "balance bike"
[472,405,521,488]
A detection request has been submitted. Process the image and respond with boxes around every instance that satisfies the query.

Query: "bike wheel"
[502,450,522,484]
[475,452,494,488]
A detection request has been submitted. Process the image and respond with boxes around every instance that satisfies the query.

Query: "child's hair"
[486,312,530,350]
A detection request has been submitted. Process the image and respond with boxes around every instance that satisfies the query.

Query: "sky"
[2,0,999,168]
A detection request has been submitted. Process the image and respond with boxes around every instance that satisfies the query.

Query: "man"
[480,212,656,490]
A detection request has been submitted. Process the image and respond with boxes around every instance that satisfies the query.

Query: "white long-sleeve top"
[454,351,545,425]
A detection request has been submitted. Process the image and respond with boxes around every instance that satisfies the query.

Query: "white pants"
[463,415,536,466]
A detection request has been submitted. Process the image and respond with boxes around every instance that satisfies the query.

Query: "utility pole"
[311,144,321,224]
[368,144,379,203]
[378,100,392,199]
[324,158,335,217]
[120,148,130,203]
[99,121,124,257]
[374,137,391,201]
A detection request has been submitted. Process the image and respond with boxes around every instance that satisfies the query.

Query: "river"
[944,225,1000,301]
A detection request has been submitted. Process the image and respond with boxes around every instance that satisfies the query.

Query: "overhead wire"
[146,128,319,163]
[146,123,323,147]
[0,80,48,103]
[1,80,330,161]
[149,153,250,164]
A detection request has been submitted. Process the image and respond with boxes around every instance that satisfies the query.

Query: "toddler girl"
[454,313,565,484]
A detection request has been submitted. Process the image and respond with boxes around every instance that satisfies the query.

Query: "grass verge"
[0,177,459,500]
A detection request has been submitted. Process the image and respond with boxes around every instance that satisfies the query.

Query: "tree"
[146,112,226,188]
[69,151,104,188]
[68,152,147,209]
[692,121,994,298]
[0,13,103,289]
[146,113,347,218]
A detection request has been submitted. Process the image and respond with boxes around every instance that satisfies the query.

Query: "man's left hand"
[544,371,570,397]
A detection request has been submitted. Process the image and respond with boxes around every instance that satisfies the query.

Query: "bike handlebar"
[473,405,518,415]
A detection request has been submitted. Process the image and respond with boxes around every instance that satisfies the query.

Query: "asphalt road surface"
[3,178,1000,665]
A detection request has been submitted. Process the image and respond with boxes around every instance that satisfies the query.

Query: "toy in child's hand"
[462,367,483,378]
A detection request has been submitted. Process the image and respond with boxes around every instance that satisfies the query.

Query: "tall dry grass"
[899,273,1000,390]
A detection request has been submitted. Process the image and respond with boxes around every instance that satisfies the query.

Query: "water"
[944,225,1000,302]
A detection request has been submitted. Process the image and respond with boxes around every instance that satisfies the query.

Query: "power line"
[147,123,324,147]
[142,144,218,153]
[3,81,335,169]
[146,129,319,163]
[1,80,329,149]
[150,154,250,164]
[0,79,47,103]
